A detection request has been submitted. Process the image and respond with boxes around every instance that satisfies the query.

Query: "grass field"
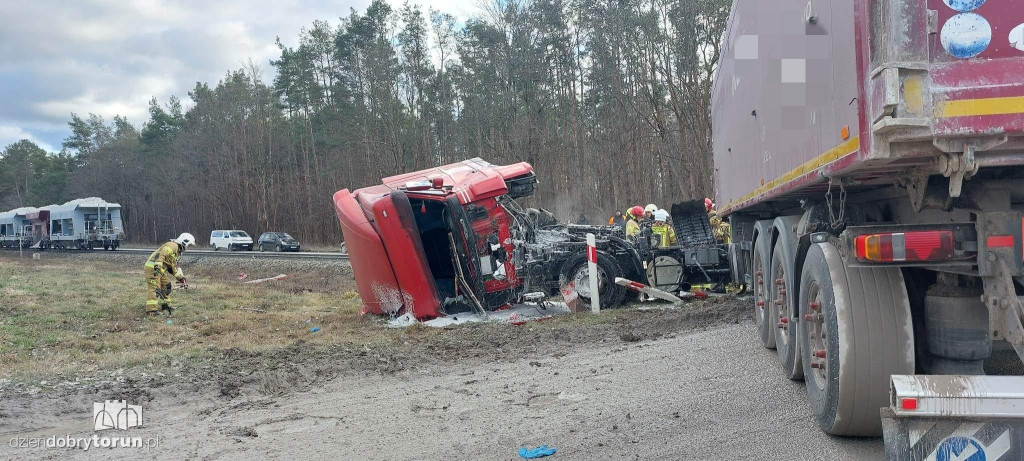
[0,257,381,380]
[0,256,658,384]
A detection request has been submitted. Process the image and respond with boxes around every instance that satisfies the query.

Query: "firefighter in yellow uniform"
[709,210,731,243]
[652,209,677,247]
[145,233,195,316]
[625,205,644,238]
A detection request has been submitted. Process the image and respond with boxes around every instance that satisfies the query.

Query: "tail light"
[854,231,955,262]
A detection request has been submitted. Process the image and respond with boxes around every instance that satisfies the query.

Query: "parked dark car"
[257,232,301,252]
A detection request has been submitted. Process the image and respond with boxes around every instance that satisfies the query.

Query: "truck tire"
[752,221,775,349]
[771,224,802,380]
[729,243,746,294]
[799,242,914,436]
[558,250,627,310]
[923,293,991,374]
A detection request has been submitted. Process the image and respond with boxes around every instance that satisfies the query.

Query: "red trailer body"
[712,0,1024,444]
[333,158,533,320]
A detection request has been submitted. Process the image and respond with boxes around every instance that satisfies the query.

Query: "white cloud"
[0,126,58,152]
[0,0,484,150]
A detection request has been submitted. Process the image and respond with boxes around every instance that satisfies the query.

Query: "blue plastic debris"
[518,445,556,459]
[310,327,320,333]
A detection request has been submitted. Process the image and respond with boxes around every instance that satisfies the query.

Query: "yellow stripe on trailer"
[937,96,1024,118]
[722,136,860,213]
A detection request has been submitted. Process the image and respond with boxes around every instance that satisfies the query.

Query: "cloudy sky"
[0,0,481,152]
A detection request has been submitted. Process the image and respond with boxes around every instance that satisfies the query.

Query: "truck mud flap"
[882,410,1023,460]
[881,375,1024,460]
[670,200,716,248]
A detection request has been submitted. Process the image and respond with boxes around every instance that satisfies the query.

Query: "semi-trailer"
[714,0,1024,456]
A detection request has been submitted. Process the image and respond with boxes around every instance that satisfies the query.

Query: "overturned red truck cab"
[334,159,546,319]
[335,158,736,321]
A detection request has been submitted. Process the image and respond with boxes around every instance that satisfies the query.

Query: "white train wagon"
[46,198,124,250]
[0,207,36,249]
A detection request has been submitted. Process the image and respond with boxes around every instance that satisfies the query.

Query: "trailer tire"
[729,243,746,294]
[799,242,914,436]
[558,251,627,310]
[771,236,802,380]
[752,223,775,349]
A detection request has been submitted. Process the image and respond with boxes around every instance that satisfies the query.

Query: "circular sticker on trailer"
[943,0,986,13]
[1011,23,1024,52]
[941,13,992,58]
[935,436,986,461]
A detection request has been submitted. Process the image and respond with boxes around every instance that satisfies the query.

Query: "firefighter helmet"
[629,206,644,218]
[173,232,196,248]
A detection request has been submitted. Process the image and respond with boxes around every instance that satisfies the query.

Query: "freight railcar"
[0,207,36,249]
[0,198,125,250]
[45,198,124,250]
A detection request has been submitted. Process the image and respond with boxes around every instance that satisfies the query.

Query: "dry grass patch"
[0,257,376,381]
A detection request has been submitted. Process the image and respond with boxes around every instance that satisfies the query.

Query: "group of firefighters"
[607,198,730,247]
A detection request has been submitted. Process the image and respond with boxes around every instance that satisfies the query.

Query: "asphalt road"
[3,321,882,460]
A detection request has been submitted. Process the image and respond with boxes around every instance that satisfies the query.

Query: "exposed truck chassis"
[431,192,738,315]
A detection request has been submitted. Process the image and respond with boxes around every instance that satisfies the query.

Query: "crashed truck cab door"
[333,189,443,319]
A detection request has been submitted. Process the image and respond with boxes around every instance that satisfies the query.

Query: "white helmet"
[654,209,669,222]
[173,232,196,247]
[644,204,657,214]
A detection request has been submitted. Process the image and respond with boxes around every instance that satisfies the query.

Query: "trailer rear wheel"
[799,242,914,436]
[752,230,775,349]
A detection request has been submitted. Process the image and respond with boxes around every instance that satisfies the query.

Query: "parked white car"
[210,230,253,251]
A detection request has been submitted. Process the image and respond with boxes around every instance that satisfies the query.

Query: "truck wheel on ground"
[799,242,914,436]
[771,233,802,380]
[558,250,627,310]
[752,222,775,349]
